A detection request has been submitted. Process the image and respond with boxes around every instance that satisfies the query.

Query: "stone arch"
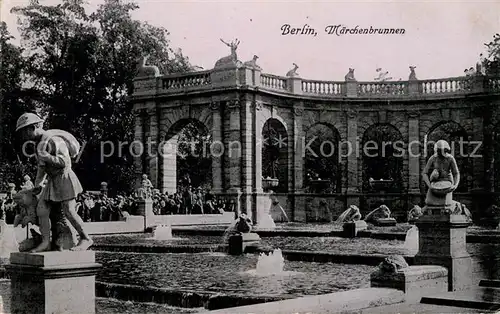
[425,120,471,192]
[261,118,289,193]
[160,117,212,194]
[361,123,405,192]
[303,122,342,193]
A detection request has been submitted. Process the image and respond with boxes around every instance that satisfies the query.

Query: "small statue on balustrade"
[138,55,161,77]
[409,66,417,80]
[244,55,261,70]
[344,68,356,81]
[286,63,299,77]
[375,68,392,81]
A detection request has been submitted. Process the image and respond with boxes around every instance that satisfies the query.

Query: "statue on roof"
[214,38,242,68]
[286,63,299,77]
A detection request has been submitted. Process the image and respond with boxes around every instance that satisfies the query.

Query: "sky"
[1,0,499,80]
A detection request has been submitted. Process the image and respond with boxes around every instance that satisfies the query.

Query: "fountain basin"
[95,252,374,299]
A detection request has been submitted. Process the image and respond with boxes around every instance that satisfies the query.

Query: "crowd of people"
[0,175,228,224]
[75,186,227,222]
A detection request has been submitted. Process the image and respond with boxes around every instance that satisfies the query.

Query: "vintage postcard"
[0,1,499,313]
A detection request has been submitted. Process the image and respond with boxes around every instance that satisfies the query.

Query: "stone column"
[415,214,472,291]
[253,102,266,194]
[211,101,223,193]
[253,102,264,224]
[224,99,243,216]
[346,110,359,193]
[240,97,254,220]
[6,251,102,314]
[346,110,360,207]
[147,107,159,188]
[471,113,484,191]
[132,110,145,189]
[293,105,305,221]
[408,110,421,194]
[162,134,178,194]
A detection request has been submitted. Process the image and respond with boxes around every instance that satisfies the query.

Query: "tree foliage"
[176,121,212,191]
[484,33,500,75]
[304,124,341,193]
[6,0,193,193]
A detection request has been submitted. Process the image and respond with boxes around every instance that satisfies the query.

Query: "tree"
[0,22,39,191]
[484,33,500,75]
[11,0,193,193]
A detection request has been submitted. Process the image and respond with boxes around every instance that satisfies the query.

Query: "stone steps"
[420,287,500,311]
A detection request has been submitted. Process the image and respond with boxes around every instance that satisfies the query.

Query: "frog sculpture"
[378,255,409,273]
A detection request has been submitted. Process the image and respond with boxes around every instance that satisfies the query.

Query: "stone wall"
[130,66,500,223]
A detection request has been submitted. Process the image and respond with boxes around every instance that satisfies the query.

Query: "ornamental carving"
[210,101,220,111]
[253,101,263,111]
[227,100,240,108]
[346,109,358,119]
[146,108,157,116]
[158,130,166,142]
[407,110,420,119]
[378,110,387,123]
[294,107,304,116]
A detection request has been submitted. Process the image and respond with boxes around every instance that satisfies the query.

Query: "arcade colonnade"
[130,61,500,223]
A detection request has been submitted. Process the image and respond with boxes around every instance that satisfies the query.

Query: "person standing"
[16,113,93,252]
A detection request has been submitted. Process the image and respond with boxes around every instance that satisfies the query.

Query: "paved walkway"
[357,302,492,313]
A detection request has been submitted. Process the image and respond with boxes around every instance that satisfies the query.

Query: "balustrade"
[260,73,287,91]
[358,81,407,96]
[133,68,499,99]
[488,77,500,91]
[161,71,211,90]
[420,77,470,94]
[302,80,343,95]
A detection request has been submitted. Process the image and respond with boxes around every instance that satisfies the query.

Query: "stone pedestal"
[136,199,154,230]
[373,218,397,226]
[370,265,448,302]
[228,233,261,255]
[6,251,102,314]
[343,220,368,238]
[414,214,473,291]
